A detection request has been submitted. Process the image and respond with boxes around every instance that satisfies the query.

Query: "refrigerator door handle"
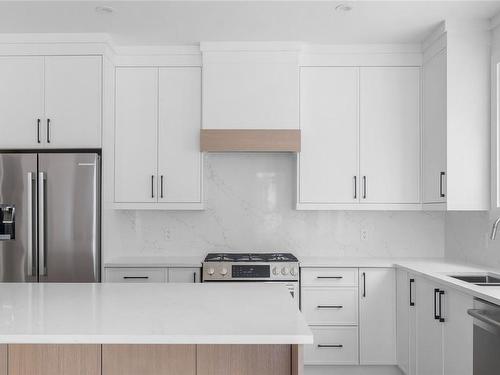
[38,172,47,277]
[27,172,36,277]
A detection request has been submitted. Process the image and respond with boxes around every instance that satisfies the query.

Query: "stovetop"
[204,252,298,263]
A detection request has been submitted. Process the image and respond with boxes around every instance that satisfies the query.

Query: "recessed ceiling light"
[335,4,353,12]
[95,6,114,14]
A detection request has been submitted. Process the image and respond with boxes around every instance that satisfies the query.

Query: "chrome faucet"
[491,217,500,240]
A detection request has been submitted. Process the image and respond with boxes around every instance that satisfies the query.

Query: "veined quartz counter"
[0,283,312,345]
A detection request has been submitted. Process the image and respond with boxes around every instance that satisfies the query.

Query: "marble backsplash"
[103,153,445,261]
[445,211,500,268]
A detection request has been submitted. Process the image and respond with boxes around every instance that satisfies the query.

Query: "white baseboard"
[305,365,403,375]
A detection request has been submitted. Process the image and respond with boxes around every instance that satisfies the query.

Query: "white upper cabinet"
[422,25,490,210]
[44,56,102,148]
[298,67,358,205]
[422,49,447,204]
[114,67,158,203]
[114,66,203,209]
[297,65,421,210]
[201,43,299,129]
[158,67,202,204]
[0,56,44,149]
[359,268,396,365]
[0,55,102,149]
[359,67,420,204]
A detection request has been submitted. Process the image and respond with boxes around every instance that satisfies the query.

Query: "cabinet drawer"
[105,268,166,283]
[168,268,201,283]
[305,326,359,365]
[301,287,358,325]
[301,268,358,286]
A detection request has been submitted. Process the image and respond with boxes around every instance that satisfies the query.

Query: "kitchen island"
[0,283,312,375]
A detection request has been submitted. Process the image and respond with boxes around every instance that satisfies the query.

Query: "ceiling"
[0,1,499,45]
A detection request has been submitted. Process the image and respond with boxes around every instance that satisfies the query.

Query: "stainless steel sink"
[449,274,500,286]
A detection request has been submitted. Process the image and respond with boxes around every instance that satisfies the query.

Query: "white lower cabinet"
[359,268,396,365]
[302,267,396,368]
[396,269,416,375]
[304,326,359,365]
[396,272,473,375]
[105,267,201,283]
[167,267,201,283]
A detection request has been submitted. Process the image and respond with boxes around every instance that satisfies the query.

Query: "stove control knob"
[220,268,228,276]
[272,267,279,276]
[207,268,215,275]
[281,267,289,276]
[290,267,297,276]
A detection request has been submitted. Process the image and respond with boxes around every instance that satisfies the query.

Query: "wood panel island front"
[0,283,312,375]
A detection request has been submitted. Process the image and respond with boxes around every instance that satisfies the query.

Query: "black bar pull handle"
[317,276,343,280]
[362,272,366,298]
[37,119,41,143]
[46,118,51,143]
[362,176,367,199]
[439,172,446,198]
[434,288,440,320]
[193,272,196,283]
[439,290,445,322]
[160,175,164,199]
[409,278,415,307]
[123,276,149,280]
[151,175,155,198]
[353,176,357,199]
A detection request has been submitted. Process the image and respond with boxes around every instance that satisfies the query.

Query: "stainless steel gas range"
[202,252,300,307]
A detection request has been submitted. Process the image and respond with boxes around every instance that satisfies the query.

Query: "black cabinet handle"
[409,278,415,307]
[439,172,446,198]
[160,175,164,198]
[439,290,445,322]
[317,344,343,349]
[151,175,155,198]
[123,276,149,280]
[434,288,440,320]
[353,176,357,199]
[362,176,367,199]
[317,305,343,309]
[362,272,366,298]
[37,119,41,143]
[193,272,196,283]
[317,276,343,279]
[46,118,51,143]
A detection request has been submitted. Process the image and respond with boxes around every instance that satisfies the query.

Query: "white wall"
[103,154,445,262]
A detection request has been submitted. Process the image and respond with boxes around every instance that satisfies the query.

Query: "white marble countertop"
[299,256,442,268]
[0,283,312,345]
[104,256,202,268]
[395,259,500,306]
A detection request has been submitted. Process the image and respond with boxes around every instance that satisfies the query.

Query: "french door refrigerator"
[0,153,100,282]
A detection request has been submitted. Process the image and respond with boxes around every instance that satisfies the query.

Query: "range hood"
[200,42,302,153]
[200,129,301,152]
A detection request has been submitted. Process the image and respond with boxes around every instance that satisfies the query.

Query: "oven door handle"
[468,309,500,329]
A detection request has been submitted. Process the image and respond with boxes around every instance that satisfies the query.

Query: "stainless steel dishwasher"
[468,298,500,375]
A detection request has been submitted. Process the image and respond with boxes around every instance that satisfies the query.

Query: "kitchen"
[0,1,499,374]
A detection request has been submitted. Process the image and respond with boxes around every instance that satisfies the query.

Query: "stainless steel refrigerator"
[0,153,100,282]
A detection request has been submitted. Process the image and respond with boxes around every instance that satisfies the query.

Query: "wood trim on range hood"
[200,129,301,152]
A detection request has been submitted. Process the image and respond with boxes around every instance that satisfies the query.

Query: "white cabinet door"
[44,56,102,148]
[359,67,420,204]
[158,68,202,203]
[423,49,447,203]
[359,268,396,365]
[396,270,410,374]
[114,68,158,203]
[298,67,359,204]
[0,57,44,149]
[167,268,200,283]
[442,288,473,375]
[415,277,443,375]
